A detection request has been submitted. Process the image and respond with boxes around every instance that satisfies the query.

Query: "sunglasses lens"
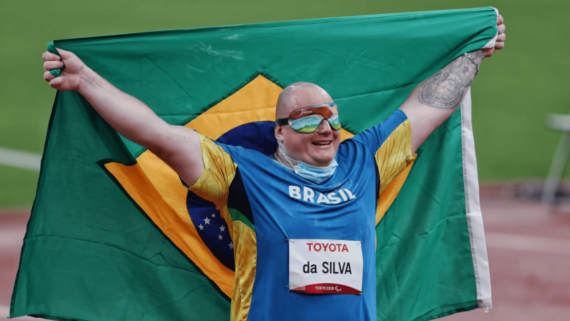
[328,114,341,131]
[289,114,341,133]
[289,115,324,133]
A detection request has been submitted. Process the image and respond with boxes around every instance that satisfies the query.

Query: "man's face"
[275,84,341,166]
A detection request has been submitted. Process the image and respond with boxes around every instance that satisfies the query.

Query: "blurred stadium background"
[1,0,569,320]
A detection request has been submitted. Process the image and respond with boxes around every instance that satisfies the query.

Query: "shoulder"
[349,109,408,153]
[196,132,260,164]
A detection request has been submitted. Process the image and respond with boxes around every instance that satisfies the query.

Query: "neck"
[274,147,298,169]
[275,147,335,169]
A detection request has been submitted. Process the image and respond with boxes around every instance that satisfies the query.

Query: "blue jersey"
[189,110,412,321]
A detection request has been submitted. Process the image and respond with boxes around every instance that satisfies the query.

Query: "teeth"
[313,141,331,145]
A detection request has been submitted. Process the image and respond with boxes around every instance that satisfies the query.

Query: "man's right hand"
[42,49,87,91]
[41,48,206,187]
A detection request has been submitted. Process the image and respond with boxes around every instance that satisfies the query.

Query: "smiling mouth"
[312,141,332,146]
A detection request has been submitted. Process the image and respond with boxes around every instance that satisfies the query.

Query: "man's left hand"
[484,14,506,58]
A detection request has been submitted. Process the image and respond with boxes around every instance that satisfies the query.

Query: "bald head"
[276,82,334,118]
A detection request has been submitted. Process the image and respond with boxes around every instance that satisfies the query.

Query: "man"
[41,15,505,321]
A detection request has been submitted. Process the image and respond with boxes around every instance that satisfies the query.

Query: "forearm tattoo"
[419,50,485,109]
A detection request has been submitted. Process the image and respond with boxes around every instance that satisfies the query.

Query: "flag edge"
[460,89,492,309]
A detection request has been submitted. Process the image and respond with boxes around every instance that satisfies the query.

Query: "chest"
[244,166,378,243]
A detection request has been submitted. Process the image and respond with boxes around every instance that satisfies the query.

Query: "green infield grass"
[0,165,40,208]
[1,0,568,207]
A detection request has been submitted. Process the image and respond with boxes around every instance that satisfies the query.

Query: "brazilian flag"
[11,7,497,321]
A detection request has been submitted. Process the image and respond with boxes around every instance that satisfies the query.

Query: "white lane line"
[0,305,42,320]
[486,232,570,256]
[0,147,41,171]
[0,227,26,248]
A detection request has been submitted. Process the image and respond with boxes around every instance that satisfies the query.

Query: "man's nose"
[316,119,332,134]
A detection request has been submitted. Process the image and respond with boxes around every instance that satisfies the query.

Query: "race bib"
[289,239,363,295]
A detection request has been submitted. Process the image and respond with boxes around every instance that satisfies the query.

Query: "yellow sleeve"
[189,132,237,209]
[188,133,258,320]
[375,119,415,194]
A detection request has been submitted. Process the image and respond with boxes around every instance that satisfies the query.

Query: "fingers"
[43,70,64,89]
[43,70,56,82]
[42,47,74,90]
[485,31,505,58]
[49,77,64,89]
[42,51,61,62]
[494,14,506,53]
[43,72,64,89]
[43,60,64,72]
[497,14,504,26]
[43,58,63,85]
[497,24,506,34]
[496,33,506,43]
[57,48,75,60]
[42,50,64,84]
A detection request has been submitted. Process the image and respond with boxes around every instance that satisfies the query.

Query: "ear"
[274,124,285,142]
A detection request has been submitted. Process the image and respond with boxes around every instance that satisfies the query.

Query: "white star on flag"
[198,224,204,230]
[204,217,211,225]
[229,242,234,249]
[212,213,216,218]
[220,225,226,232]
[218,234,223,240]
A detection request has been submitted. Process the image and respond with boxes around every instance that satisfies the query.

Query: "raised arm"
[400,14,505,153]
[42,49,204,186]
[399,50,484,153]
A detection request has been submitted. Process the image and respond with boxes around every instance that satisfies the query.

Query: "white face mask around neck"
[277,147,338,184]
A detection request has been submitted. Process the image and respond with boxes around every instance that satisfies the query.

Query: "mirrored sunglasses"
[276,103,341,133]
